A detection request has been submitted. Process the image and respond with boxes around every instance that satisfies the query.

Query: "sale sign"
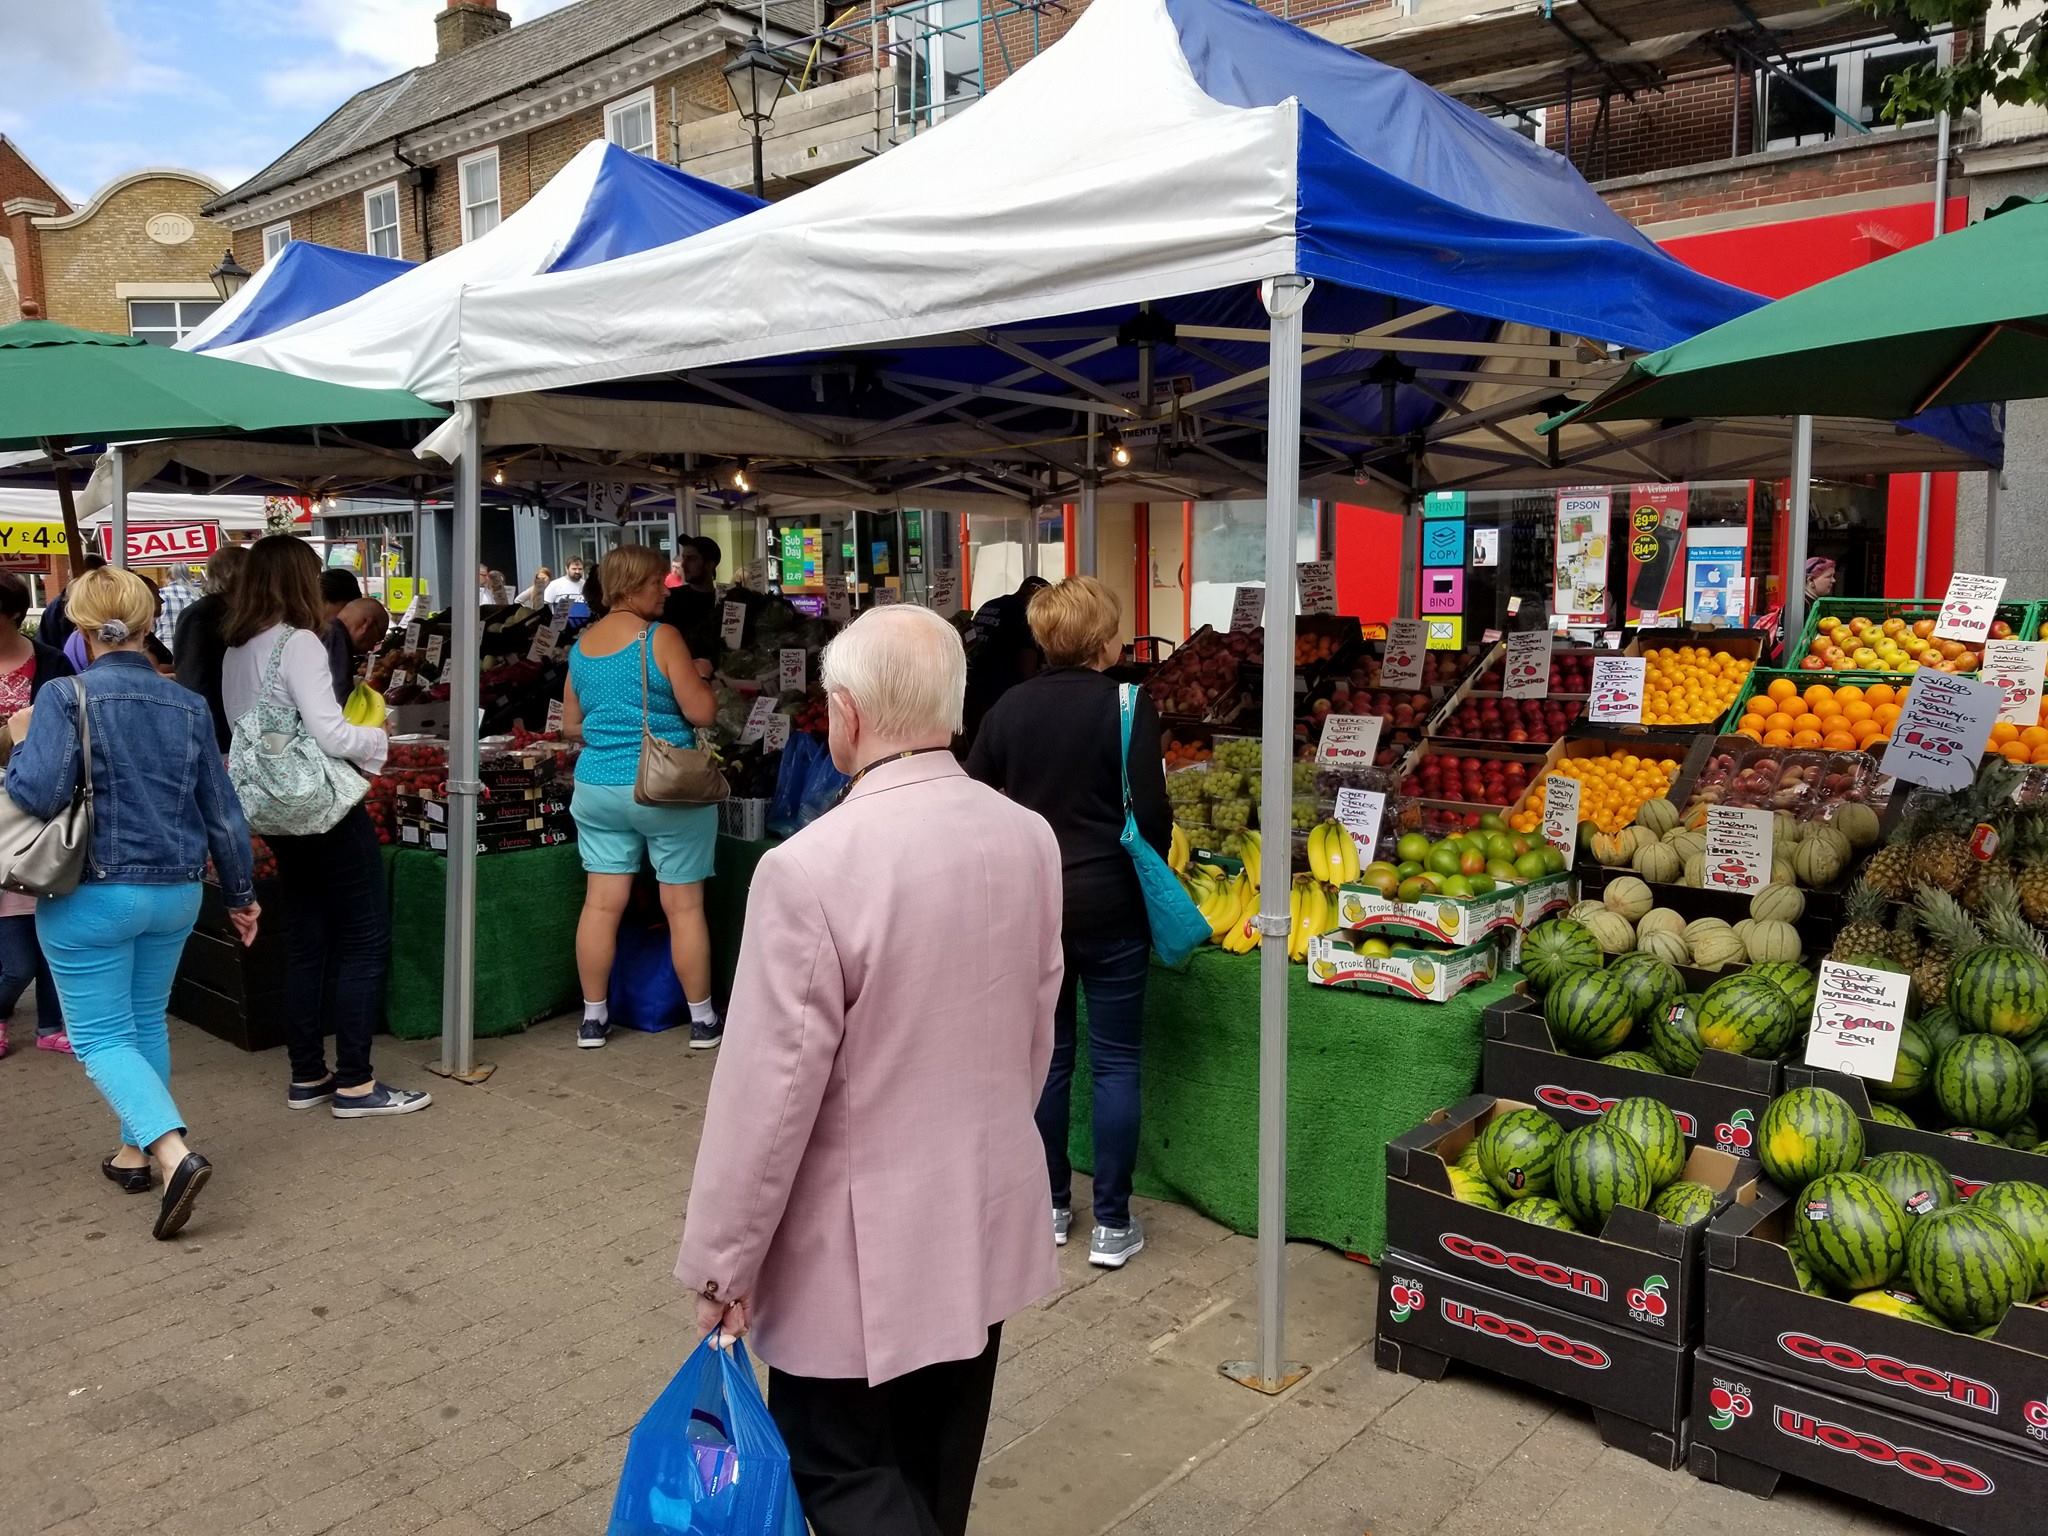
[1881,670,2002,793]
[124,522,221,565]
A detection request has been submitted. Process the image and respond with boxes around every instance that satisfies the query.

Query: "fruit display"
[1145,626,1257,719]
[1309,682,1439,738]
[1795,601,2034,675]
[1592,807,1851,892]
[1734,676,1906,752]
[1472,649,1599,694]
[1685,740,1887,828]
[1638,643,1754,727]
[1350,820,1565,908]
[1348,647,1471,692]
[1400,749,1536,808]
[1507,748,1682,837]
[1434,693,1582,743]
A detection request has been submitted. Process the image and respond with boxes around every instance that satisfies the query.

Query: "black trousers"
[267,805,391,1090]
[768,1324,1002,1536]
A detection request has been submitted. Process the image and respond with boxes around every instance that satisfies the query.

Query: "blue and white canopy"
[179,241,412,354]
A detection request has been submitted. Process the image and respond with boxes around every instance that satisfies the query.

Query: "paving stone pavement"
[0,1014,1938,1535]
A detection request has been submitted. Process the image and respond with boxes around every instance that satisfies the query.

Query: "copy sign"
[1381,620,1426,691]
[739,695,775,745]
[778,648,806,696]
[1230,585,1265,633]
[1587,655,1646,723]
[824,574,851,622]
[1804,960,1911,1082]
[1297,561,1335,617]
[721,600,747,648]
[1980,639,2048,725]
[1503,631,1549,700]
[1540,776,1581,864]
[1934,572,2006,644]
[1704,806,1773,893]
[1334,786,1385,863]
[1315,714,1382,768]
[928,569,958,613]
[1881,670,2001,793]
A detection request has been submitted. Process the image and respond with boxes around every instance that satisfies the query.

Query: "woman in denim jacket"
[4,566,259,1241]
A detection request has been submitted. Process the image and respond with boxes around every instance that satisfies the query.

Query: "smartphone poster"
[1685,525,1750,626]
[1626,484,1688,625]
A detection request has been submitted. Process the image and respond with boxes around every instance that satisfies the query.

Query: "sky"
[0,0,580,204]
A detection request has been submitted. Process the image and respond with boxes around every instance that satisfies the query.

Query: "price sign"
[739,695,775,745]
[1881,670,2002,793]
[1506,595,1523,618]
[1588,655,1646,724]
[763,714,791,752]
[1602,630,1624,651]
[1804,960,1911,1082]
[400,594,423,627]
[544,699,564,734]
[1980,639,2048,725]
[873,586,902,607]
[778,648,807,696]
[526,623,561,664]
[388,668,412,692]
[929,569,959,613]
[424,634,445,671]
[1935,572,2006,644]
[1704,805,1773,893]
[1504,631,1550,700]
[1334,787,1385,864]
[1540,775,1581,864]
[824,574,851,622]
[1481,628,1503,644]
[404,622,422,650]
[1381,619,1426,691]
[721,600,747,648]
[1297,561,1336,617]
[1315,714,1383,767]
[1229,585,1265,633]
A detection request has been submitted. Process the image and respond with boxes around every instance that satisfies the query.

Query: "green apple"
[1396,832,1432,864]
[1427,845,1463,878]
[1513,850,1549,880]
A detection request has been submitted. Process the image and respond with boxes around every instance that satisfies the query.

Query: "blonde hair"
[1027,576,1121,667]
[599,544,666,605]
[66,565,156,641]
[820,606,965,739]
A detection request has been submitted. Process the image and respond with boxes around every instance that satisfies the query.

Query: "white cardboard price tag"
[400,593,424,627]
[1934,572,2006,644]
[545,699,564,734]
[526,623,560,664]
[739,695,775,745]
[1881,670,2002,793]
[873,586,902,607]
[404,622,422,650]
[1229,585,1265,633]
[1704,805,1774,893]
[1601,630,1623,651]
[1381,620,1426,691]
[824,574,851,622]
[1980,638,2047,726]
[1334,787,1385,864]
[763,714,791,752]
[1481,628,1503,644]
[1315,714,1383,767]
[778,648,806,696]
[929,569,959,613]
[1297,561,1336,617]
[1506,595,1523,617]
[424,634,445,671]
[1503,631,1550,700]
[1587,655,1646,724]
[1540,776,1581,864]
[721,600,747,648]
[1803,960,1911,1082]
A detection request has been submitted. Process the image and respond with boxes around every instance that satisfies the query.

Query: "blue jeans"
[1038,932,1149,1228]
[38,881,202,1150]
[0,913,64,1037]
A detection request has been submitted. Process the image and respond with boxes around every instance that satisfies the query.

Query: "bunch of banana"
[1286,877,1346,962]
[1237,829,1262,893]
[1219,880,1262,953]
[1167,824,1192,875]
[342,683,388,727]
[1305,820,1361,885]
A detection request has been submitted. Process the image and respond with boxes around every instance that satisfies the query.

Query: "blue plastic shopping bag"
[608,1336,806,1536]
[608,916,685,1033]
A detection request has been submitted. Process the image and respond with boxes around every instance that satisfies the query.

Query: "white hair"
[820,606,965,739]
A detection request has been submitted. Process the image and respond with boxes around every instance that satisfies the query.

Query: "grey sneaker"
[1053,1207,1073,1247]
[1089,1221,1144,1269]
[577,1017,611,1048]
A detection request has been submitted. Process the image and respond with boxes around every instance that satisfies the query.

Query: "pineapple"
[1916,772,2016,900]
[1863,816,1917,903]
[2007,807,2048,930]
[1831,878,1893,963]
[1980,871,2048,960]
[1960,852,2015,915]
[1886,902,1924,969]
[1911,885,1984,1012]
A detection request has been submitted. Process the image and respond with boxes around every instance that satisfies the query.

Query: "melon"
[1970,1182,2048,1295]
[1905,1205,2032,1331]
[1606,952,1685,1028]
[1544,968,1636,1057]
[1639,929,1690,967]
[1833,802,1881,851]
[1697,973,1796,1059]
[1631,842,1683,885]
[1520,919,1602,995]
[1634,797,1679,836]
[1750,884,1806,924]
[1475,1107,1566,1201]
[1603,876,1654,922]
[1935,1036,2034,1132]
[1860,1150,1957,1221]
[1637,907,1686,940]
[1742,920,1802,966]
[1756,1086,1865,1189]
[1604,1096,1686,1187]
[1579,908,1636,957]
[1551,1122,1654,1231]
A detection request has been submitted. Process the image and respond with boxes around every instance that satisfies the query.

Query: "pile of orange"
[1642,645,1754,726]
[1507,751,1682,836]
[1987,719,2048,765]
[1733,677,1905,752]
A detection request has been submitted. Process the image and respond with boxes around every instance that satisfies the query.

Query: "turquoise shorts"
[570,781,718,885]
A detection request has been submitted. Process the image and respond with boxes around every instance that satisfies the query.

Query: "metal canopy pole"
[110,446,130,568]
[1224,273,1311,1398]
[1397,501,1420,618]
[1785,415,1815,654]
[1915,108,1952,597]
[1984,466,2002,573]
[1079,416,1100,577]
[680,452,700,537]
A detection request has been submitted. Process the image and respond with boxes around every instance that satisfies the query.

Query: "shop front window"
[1762,38,1948,148]
[1189,499,1316,633]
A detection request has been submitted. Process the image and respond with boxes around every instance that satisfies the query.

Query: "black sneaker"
[577,1017,611,1049]
[689,1014,723,1050]
[330,1083,433,1118]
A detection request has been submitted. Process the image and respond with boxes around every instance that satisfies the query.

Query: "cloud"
[0,0,129,104]
[287,0,584,74]
[261,59,394,110]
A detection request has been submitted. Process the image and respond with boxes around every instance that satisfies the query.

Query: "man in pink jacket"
[677,604,1064,1536]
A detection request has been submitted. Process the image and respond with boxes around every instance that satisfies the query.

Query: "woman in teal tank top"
[562,546,720,1050]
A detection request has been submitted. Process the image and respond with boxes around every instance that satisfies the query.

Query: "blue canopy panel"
[199,242,411,352]
[546,145,764,273]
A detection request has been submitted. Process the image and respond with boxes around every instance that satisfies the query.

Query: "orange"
[2033,745,2048,766]
[1735,721,1763,741]
[1843,701,1875,723]
[2023,727,2048,749]
[1874,703,1903,727]
[1792,713,1823,733]
[1767,678,1798,702]
[1803,685,1834,711]
[1821,730,1857,751]
[1743,695,1773,718]
[1791,729,1824,749]
[1765,712,1796,734]
[1865,683,1896,706]
[1833,684,1865,705]
[1852,719,1884,744]
[2004,742,2033,764]
[1816,713,1848,736]
[1992,721,2022,745]
[1762,728,1794,748]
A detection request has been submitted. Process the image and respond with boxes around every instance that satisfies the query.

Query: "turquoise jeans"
[37,881,203,1151]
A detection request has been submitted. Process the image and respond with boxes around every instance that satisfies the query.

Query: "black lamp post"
[723,33,790,199]
[208,247,251,302]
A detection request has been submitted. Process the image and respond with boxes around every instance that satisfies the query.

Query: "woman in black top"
[967,576,1169,1271]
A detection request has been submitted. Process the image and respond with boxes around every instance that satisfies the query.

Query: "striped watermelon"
[1647,995,1706,1077]
[1545,968,1636,1057]
[1504,1196,1578,1231]
[1934,1036,2034,1132]
[1904,1204,2032,1330]
[1608,953,1684,1028]
[2007,1117,2040,1151]
[1599,1050,1661,1072]
[1605,1096,1686,1188]
[1552,1122,1654,1231]
[1849,1288,1948,1327]
[1696,973,1796,1060]
[2024,1030,2048,1100]
[1455,1139,1485,1176]
[1756,1086,1865,1191]
[1869,1101,1918,1130]
[1946,1128,2008,1145]
[1523,920,1603,995]
[1475,1107,1565,1200]
[1650,1181,1717,1227]
[1445,1164,1502,1210]
[1970,1182,2048,1294]
[1788,1171,1907,1292]
[1950,945,2048,1041]
[1859,1150,1957,1222]
[1787,1242,1826,1296]
[1750,960,1818,1020]
[1869,1024,1935,1104]
[1919,1006,1962,1055]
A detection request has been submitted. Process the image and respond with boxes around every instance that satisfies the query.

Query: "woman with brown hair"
[222,535,428,1119]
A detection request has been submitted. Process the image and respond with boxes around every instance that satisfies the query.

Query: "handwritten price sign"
[1381,620,1427,691]
[1503,631,1550,700]
[1315,714,1383,767]
[1704,805,1773,894]
[1298,561,1336,617]
[1229,585,1265,633]
[824,574,851,622]
[1804,960,1911,1081]
[1540,776,1581,864]
[1980,638,2048,726]
[721,600,747,648]
[1334,787,1385,864]
[739,695,775,745]
[1881,670,2001,793]
[778,648,807,696]
[1934,572,2006,644]
[1587,655,1646,724]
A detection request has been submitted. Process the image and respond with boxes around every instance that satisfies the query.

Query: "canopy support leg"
[1079,417,1099,578]
[1785,415,1814,655]
[110,446,130,569]
[1914,475,1931,599]
[1223,274,1311,1399]
[1397,501,1420,619]
[680,452,700,538]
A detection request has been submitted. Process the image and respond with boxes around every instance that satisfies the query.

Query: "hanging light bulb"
[1109,435,1132,468]
[492,466,506,486]
[732,462,752,494]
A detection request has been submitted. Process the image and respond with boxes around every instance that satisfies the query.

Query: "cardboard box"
[1706,1187,2048,1460]
[1334,883,1520,945]
[1784,1067,2048,1195]
[1375,1252,1692,1468]
[1690,1348,2048,1532]
[1386,1093,1759,1340]
[1482,994,1779,1155]
[399,822,573,856]
[397,791,569,826]
[1515,870,1576,927]
[1306,933,1496,1002]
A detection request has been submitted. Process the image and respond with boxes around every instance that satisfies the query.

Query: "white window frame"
[459,147,501,243]
[262,221,292,261]
[890,0,984,130]
[1760,35,1956,150]
[362,181,402,259]
[604,87,657,158]
[127,296,224,346]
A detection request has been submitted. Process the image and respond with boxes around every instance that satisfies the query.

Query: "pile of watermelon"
[1754,1084,2048,1332]
[1849,1003,2048,1145]
[1446,1097,1721,1235]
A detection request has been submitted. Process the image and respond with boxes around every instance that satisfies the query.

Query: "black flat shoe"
[153,1153,211,1241]
[100,1156,152,1194]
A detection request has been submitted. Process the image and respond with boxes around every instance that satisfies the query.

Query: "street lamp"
[208,247,251,302]
[723,33,790,199]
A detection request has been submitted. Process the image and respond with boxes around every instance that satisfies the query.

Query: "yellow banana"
[1306,823,1330,883]
[1318,881,1342,936]
[1169,824,1190,874]
[1288,877,1315,962]
[1336,823,1362,884]
[1241,830,1262,893]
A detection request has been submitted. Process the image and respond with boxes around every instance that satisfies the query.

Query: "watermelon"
[1756,1086,1865,1191]
[1788,1171,1907,1292]
[1504,1196,1578,1231]
[1607,953,1684,1028]
[1950,945,2048,1041]
[1919,1006,1962,1055]
[1859,1150,1957,1222]
[1848,1288,1948,1327]
[1868,1024,1935,1103]
[1970,1181,2048,1294]
[1946,1128,2008,1145]
[1523,919,1603,995]
[1934,1036,2034,1132]
[1445,1164,1502,1210]
[1455,1140,1485,1176]
[1599,1050,1662,1072]
[2008,1117,2041,1151]
[1749,960,1818,1020]
[1649,1181,1717,1227]
[1904,1204,2033,1330]
[1475,1107,1564,1200]
[1696,973,1796,1060]
[2025,1031,2048,1102]
[1647,995,1706,1077]
[1552,1122,1654,1231]
[1604,1096,1686,1188]
[1869,1101,1918,1130]
[1786,1242,1826,1296]
[1545,968,1635,1057]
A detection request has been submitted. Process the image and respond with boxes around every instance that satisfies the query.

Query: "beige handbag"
[633,626,728,808]
[0,677,94,897]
